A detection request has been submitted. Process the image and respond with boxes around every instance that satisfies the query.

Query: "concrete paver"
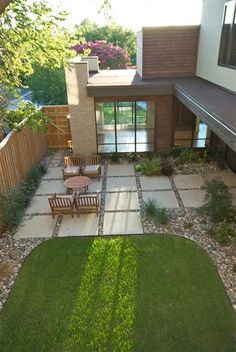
[14,215,56,239]
[173,174,205,189]
[103,212,143,235]
[106,177,137,192]
[25,195,51,214]
[179,190,206,207]
[42,167,63,180]
[142,191,179,208]
[107,164,135,177]
[88,179,102,193]
[105,192,139,211]
[58,214,98,237]
[36,180,66,195]
[140,176,172,190]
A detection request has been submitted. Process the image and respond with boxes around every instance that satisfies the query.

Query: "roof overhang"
[174,87,236,152]
[87,70,236,151]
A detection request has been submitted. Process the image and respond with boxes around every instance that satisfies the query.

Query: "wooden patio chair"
[82,155,102,180]
[48,192,76,218]
[62,155,81,180]
[74,192,100,216]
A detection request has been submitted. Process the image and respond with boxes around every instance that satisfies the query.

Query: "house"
[65,0,236,171]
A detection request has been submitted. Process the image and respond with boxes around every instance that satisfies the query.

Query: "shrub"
[169,146,185,158]
[110,152,119,163]
[161,157,175,176]
[0,163,46,232]
[208,224,236,245]
[154,208,170,225]
[200,179,232,222]
[127,152,140,163]
[142,199,158,218]
[141,199,170,225]
[177,148,201,164]
[135,157,162,176]
[203,146,227,169]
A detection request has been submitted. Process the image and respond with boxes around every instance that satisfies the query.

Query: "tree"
[73,40,131,69]
[25,66,67,105]
[75,19,136,64]
[0,0,75,88]
[0,101,50,133]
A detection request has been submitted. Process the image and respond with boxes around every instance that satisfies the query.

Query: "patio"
[14,150,236,239]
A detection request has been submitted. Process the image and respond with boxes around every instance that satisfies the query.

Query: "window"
[218,0,236,68]
[96,100,155,153]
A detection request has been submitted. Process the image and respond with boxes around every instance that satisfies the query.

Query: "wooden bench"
[74,193,100,216]
[48,192,76,218]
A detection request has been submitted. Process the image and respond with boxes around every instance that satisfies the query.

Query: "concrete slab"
[42,167,63,180]
[36,180,66,195]
[173,174,205,189]
[142,191,179,208]
[51,150,64,160]
[106,177,137,192]
[58,214,98,237]
[105,192,139,211]
[179,190,206,208]
[25,196,50,214]
[107,164,135,177]
[14,215,56,239]
[140,176,172,190]
[88,179,102,193]
[103,212,143,235]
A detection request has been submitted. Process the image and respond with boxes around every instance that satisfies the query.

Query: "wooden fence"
[0,105,71,194]
[42,105,71,149]
[0,125,47,193]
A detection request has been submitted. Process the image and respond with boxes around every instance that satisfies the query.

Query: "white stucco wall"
[196,0,236,92]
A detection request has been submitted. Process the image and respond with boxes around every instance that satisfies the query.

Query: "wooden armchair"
[48,192,76,218]
[62,155,81,180]
[82,155,102,180]
[74,192,100,216]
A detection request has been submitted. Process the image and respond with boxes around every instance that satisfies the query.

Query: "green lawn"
[0,235,235,352]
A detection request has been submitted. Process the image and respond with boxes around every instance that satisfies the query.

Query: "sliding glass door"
[96,101,155,153]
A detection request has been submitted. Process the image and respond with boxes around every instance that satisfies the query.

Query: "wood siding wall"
[156,96,174,151]
[42,106,71,149]
[0,126,46,193]
[141,26,200,79]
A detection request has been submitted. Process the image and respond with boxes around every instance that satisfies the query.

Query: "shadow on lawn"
[65,237,137,352]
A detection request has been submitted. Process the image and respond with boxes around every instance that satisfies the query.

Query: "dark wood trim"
[95,96,159,102]
[87,85,173,97]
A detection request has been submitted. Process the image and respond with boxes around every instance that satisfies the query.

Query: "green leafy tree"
[0,0,75,87]
[0,102,50,133]
[75,19,136,64]
[25,66,67,105]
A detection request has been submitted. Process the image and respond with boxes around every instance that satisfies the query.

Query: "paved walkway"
[15,151,236,238]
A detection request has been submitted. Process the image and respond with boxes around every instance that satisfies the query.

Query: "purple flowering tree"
[72,40,131,69]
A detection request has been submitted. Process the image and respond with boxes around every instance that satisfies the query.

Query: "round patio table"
[64,176,91,193]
